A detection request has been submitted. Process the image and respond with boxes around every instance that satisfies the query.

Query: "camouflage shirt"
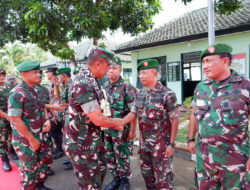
[104,76,137,119]
[63,66,103,153]
[131,81,179,152]
[8,81,46,135]
[61,80,72,104]
[0,83,12,125]
[192,70,250,160]
[35,85,50,106]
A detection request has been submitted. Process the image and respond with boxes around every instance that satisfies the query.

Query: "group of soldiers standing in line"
[0,43,249,190]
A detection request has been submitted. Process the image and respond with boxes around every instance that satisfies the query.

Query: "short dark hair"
[219,53,232,65]
[63,72,71,78]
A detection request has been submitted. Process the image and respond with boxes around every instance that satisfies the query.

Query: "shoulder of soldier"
[9,85,23,99]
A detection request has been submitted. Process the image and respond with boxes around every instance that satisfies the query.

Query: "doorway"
[181,51,202,101]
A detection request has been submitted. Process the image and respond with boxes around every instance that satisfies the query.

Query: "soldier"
[46,67,64,160]
[104,56,137,190]
[62,47,123,190]
[7,75,17,88]
[8,61,53,190]
[122,59,180,190]
[0,68,12,172]
[56,67,73,170]
[188,43,250,189]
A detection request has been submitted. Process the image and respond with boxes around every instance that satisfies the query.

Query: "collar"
[204,70,242,87]
[22,81,34,91]
[146,81,163,93]
[108,76,123,87]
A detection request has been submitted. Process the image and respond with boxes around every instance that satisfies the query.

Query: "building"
[114,0,250,104]
[41,39,133,82]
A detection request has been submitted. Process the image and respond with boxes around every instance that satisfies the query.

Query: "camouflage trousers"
[104,125,133,179]
[64,143,106,190]
[196,145,250,190]
[12,132,52,190]
[139,148,174,190]
[0,121,11,156]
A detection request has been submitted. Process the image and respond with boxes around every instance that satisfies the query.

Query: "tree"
[0,0,162,67]
[0,0,242,67]
[0,42,49,74]
[180,0,242,15]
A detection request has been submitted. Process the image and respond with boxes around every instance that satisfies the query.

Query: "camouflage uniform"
[0,83,12,156]
[8,81,52,190]
[192,70,250,190]
[62,65,106,189]
[131,81,179,190]
[104,76,136,179]
[48,82,64,154]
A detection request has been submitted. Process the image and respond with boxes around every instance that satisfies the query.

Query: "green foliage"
[179,0,242,15]
[183,96,193,109]
[0,0,162,60]
[0,42,49,74]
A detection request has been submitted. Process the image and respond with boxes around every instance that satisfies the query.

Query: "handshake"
[110,118,126,131]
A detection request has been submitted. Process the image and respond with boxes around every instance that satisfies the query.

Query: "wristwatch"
[168,142,176,148]
[187,138,195,143]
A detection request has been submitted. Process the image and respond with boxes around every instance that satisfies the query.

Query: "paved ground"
[37,145,196,190]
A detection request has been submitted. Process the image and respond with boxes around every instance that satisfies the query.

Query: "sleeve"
[125,84,137,110]
[73,83,100,114]
[165,91,180,118]
[8,91,23,116]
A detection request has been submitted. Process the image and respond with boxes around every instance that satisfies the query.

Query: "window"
[167,62,180,81]
[123,68,132,83]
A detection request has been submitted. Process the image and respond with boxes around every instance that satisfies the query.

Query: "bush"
[183,96,193,109]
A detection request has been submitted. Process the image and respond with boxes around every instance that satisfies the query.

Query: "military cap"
[57,67,71,75]
[137,59,159,71]
[73,66,81,75]
[0,68,6,75]
[201,43,233,60]
[46,67,58,73]
[16,61,40,72]
[113,56,122,65]
[88,47,115,66]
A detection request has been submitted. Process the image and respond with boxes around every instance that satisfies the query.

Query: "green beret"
[73,66,81,75]
[57,67,71,75]
[137,59,159,71]
[89,47,115,66]
[113,56,121,65]
[16,61,40,72]
[201,43,233,60]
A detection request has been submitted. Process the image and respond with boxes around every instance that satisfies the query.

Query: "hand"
[28,136,40,152]
[165,145,174,158]
[128,130,136,140]
[187,141,196,154]
[247,158,250,172]
[113,118,124,131]
[42,120,51,133]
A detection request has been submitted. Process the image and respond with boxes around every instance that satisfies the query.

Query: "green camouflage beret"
[201,43,233,60]
[113,56,121,65]
[16,61,40,72]
[57,67,71,75]
[137,59,159,71]
[89,47,115,66]
[73,66,81,75]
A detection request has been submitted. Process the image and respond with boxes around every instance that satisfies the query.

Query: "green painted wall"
[131,31,250,104]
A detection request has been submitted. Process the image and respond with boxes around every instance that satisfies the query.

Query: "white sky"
[104,0,206,42]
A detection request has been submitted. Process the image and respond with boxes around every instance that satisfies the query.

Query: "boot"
[36,182,54,190]
[64,162,73,171]
[62,159,71,165]
[1,155,12,172]
[47,169,55,176]
[104,177,121,190]
[118,178,130,190]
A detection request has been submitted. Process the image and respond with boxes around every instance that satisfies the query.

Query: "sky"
[104,0,206,43]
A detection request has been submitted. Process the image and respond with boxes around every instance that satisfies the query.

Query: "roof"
[114,0,250,53]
